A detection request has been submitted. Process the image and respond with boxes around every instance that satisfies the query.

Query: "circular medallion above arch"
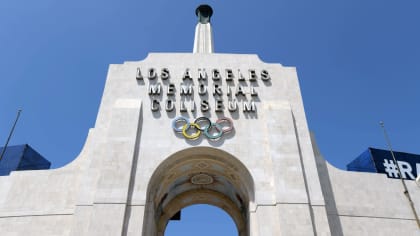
[142,147,255,236]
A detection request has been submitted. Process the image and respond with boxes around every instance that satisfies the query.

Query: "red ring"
[215,117,234,133]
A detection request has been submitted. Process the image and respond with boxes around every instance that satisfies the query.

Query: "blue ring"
[172,117,189,132]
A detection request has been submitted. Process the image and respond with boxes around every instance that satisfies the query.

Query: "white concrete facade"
[0,52,418,235]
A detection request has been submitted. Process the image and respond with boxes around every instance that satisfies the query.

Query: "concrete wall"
[0,53,417,235]
[313,133,420,236]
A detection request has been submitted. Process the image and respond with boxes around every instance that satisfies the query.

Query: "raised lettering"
[198,83,207,95]
[190,101,196,112]
[261,69,271,81]
[136,67,143,80]
[201,100,209,112]
[148,83,161,95]
[183,69,193,80]
[235,85,246,97]
[212,69,221,81]
[228,100,238,111]
[180,101,187,112]
[198,68,207,80]
[151,99,160,111]
[238,69,245,81]
[165,99,174,111]
[215,99,223,112]
[167,83,175,96]
[250,86,258,97]
[225,69,234,81]
[226,85,232,96]
[180,84,193,96]
[213,84,223,96]
[243,101,256,112]
[249,69,257,81]
[161,68,170,80]
[148,68,157,80]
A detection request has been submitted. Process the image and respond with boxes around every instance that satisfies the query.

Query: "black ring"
[194,117,211,131]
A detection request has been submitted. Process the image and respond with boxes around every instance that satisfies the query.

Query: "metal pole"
[380,121,420,229]
[0,109,22,162]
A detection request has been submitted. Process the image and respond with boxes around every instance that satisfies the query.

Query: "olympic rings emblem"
[172,116,234,140]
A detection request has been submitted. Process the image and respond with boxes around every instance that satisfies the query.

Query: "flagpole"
[380,121,420,229]
[0,109,22,162]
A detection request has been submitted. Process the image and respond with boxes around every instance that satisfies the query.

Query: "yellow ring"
[182,123,201,139]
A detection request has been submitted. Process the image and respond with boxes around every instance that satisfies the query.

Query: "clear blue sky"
[1,1,419,235]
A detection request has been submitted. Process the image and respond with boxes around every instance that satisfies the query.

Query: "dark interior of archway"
[144,149,255,236]
[165,204,238,236]
[153,158,251,224]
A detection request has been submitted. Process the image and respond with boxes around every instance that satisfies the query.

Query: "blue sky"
[1,1,420,234]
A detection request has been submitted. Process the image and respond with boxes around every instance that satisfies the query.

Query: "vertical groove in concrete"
[310,132,344,236]
[121,105,143,235]
[291,112,318,236]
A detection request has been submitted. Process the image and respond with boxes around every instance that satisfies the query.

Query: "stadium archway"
[142,147,255,236]
[164,204,238,235]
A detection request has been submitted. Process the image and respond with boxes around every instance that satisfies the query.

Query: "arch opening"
[142,147,255,236]
[164,204,237,236]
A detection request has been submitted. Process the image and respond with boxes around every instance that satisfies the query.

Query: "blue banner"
[347,148,420,180]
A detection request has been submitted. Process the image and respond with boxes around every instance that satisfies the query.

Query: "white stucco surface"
[0,53,418,235]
